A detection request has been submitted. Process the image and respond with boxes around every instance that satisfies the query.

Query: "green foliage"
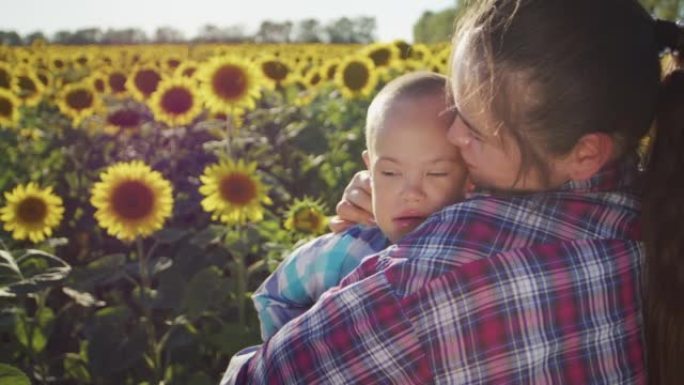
[640,0,684,20]
[413,8,460,44]
[0,364,30,385]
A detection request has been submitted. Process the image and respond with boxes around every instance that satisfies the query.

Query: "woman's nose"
[447,118,471,148]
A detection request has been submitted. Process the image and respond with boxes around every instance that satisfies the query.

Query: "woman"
[222,0,684,383]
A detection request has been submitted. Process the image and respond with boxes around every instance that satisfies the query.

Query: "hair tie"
[654,19,684,52]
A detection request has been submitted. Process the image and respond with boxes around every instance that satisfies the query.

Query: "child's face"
[364,96,468,243]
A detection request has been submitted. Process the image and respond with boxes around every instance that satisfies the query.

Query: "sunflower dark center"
[18,76,37,94]
[53,59,65,69]
[369,49,391,67]
[308,73,322,87]
[262,61,289,82]
[109,73,127,93]
[108,109,141,128]
[161,87,193,115]
[134,69,161,96]
[66,89,93,110]
[219,173,256,206]
[326,64,337,80]
[0,69,10,89]
[181,67,196,78]
[342,62,369,91]
[94,79,105,93]
[395,41,411,60]
[212,65,247,100]
[0,97,13,117]
[167,59,181,69]
[37,73,49,86]
[111,181,155,220]
[17,197,47,224]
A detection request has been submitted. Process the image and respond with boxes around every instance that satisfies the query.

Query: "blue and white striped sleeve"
[252,225,388,341]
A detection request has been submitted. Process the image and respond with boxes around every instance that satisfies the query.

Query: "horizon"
[1,0,456,43]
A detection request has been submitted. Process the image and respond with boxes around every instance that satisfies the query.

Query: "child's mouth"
[393,216,425,229]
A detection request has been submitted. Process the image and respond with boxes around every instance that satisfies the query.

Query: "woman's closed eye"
[380,170,400,177]
[427,171,449,177]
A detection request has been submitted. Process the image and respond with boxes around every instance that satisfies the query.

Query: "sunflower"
[199,159,272,225]
[174,60,199,79]
[128,64,163,102]
[321,59,340,81]
[103,106,145,135]
[0,62,12,89]
[304,69,324,89]
[408,44,433,63]
[91,161,174,242]
[258,55,291,89]
[284,197,328,235]
[57,82,100,126]
[88,74,107,94]
[392,40,413,60]
[198,56,263,114]
[362,43,400,69]
[335,56,378,99]
[0,88,21,128]
[0,183,64,243]
[12,68,45,107]
[105,69,129,98]
[49,56,68,73]
[149,76,203,127]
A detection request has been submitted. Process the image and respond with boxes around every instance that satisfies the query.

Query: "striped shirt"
[252,226,389,340]
[225,156,646,385]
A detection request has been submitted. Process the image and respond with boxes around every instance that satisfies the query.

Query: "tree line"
[0,16,377,46]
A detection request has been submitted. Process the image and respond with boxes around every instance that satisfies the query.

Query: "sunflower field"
[0,40,450,385]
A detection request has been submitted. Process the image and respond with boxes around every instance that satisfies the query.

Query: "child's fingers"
[328,216,355,233]
[335,199,375,228]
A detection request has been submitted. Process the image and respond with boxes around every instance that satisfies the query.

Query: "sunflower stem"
[225,229,247,327]
[136,236,163,384]
[225,113,233,159]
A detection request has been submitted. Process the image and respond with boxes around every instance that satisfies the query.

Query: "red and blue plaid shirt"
[227,156,645,384]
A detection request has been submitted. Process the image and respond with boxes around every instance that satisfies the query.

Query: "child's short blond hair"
[365,71,453,150]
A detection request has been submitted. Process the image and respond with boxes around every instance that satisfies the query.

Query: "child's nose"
[401,179,426,202]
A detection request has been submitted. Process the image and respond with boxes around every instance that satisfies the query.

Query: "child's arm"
[252,225,388,341]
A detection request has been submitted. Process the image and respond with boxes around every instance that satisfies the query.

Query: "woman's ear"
[362,150,370,169]
[566,133,615,181]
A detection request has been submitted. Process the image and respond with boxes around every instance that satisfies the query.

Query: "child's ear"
[567,133,615,181]
[362,150,370,169]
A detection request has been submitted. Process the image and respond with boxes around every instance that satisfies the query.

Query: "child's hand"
[329,171,374,233]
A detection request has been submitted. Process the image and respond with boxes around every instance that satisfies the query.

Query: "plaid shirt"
[225,157,645,385]
[253,226,389,340]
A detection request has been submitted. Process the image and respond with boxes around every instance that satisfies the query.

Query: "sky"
[1,0,456,42]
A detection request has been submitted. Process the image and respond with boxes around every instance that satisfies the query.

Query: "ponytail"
[643,19,684,385]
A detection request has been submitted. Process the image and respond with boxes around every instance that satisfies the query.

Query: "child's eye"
[381,170,398,177]
[427,172,449,177]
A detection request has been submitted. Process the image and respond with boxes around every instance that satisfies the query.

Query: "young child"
[252,71,468,340]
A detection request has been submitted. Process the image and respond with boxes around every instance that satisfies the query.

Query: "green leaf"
[190,225,223,247]
[181,267,226,319]
[151,256,173,275]
[0,364,30,385]
[63,352,91,383]
[153,228,187,244]
[0,250,22,286]
[62,287,105,307]
[14,306,53,353]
